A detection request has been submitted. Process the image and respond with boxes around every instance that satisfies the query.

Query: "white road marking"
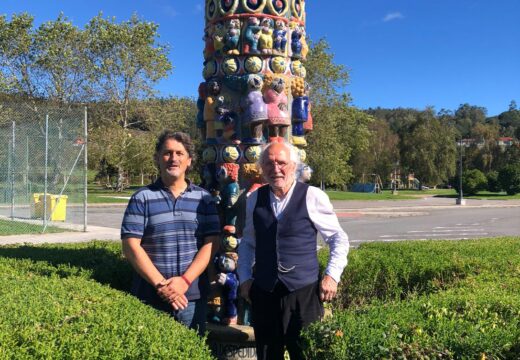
[407,229,484,233]
[380,233,488,238]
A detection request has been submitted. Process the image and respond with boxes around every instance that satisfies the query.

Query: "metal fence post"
[83,106,88,232]
[10,121,15,220]
[43,114,49,230]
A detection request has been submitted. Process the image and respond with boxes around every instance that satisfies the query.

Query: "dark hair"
[155,130,196,163]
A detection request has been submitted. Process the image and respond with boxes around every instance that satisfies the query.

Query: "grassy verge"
[0,219,69,235]
[0,241,213,359]
[309,237,520,359]
[324,189,447,201]
[442,191,520,200]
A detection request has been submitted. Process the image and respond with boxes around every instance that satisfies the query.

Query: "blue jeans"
[172,298,207,336]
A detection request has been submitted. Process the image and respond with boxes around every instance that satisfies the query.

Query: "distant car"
[420,185,430,190]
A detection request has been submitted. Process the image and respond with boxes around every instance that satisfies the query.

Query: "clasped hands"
[156,277,189,310]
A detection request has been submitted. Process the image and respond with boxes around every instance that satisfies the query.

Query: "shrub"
[307,238,520,359]
[461,168,487,195]
[498,164,520,195]
[486,170,502,192]
[320,238,519,308]
[0,241,213,360]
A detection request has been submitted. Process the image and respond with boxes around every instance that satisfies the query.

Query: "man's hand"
[319,275,338,302]
[157,277,189,310]
[239,279,253,304]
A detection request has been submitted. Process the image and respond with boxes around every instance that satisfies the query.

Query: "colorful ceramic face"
[222,57,239,75]
[203,60,218,79]
[245,56,263,73]
[291,60,306,77]
[270,56,287,73]
[222,145,240,163]
[245,145,262,162]
[202,147,218,163]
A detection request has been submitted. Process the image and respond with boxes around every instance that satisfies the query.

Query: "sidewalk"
[0,225,120,246]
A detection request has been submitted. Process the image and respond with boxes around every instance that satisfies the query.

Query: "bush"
[461,169,487,195]
[308,238,520,359]
[0,241,213,360]
[486,170,502,192]
[498,164,520,195]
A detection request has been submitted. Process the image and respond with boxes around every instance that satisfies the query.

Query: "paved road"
[74,197,520,246]
[341,206,520,247]
[2,197,520,246]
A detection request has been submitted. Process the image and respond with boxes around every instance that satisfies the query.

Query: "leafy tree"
[305,39,371,188]
[486,171,501,193]
[453,103,487,137]
[399,108,457,186]
[498,164,520,195]
[350,118,399,185]
[0,13,36,97]
[85,13,172,190]
[464,122,501,173]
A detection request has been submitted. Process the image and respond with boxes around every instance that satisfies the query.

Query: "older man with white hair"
[237,141,349,360]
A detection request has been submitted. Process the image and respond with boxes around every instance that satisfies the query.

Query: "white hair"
[257,141,301,170]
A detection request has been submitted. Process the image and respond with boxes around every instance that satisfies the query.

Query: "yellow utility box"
[37,194,68,221]
[31,193,44,218]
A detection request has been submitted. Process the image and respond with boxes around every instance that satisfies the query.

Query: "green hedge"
[310,237,520,359]
[0,241,213,359]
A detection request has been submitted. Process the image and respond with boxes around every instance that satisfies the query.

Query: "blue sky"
[2,0,519,116]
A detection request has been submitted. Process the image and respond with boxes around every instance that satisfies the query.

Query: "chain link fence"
[0,102,87,234]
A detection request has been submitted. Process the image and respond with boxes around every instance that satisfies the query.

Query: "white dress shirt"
[237,181,349,284]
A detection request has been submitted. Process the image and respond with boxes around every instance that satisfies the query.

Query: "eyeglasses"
[262,161,290,170]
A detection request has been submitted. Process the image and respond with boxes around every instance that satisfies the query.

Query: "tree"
[85,13,172,190]
[486,171,501,193]
[350,118,399,185]
[465,122,500,173]
[399,108,457,186]
[498,164,520,195]
[453,103,487,137]
[0,13,36,97]
[304,39,371,188]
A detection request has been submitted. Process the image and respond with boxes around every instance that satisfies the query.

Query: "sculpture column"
[199,0,312,327]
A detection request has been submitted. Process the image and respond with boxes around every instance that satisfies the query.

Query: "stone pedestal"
[207,323,257,360]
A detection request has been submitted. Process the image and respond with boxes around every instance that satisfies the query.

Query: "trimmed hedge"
[309,238,520,359]
[0,241,213,360]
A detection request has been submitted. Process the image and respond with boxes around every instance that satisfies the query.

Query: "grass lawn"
[0,219,68,235]
[325,189,456,201]
[444,191,520,200]
[83,184,520,203]
[84,184,137,204]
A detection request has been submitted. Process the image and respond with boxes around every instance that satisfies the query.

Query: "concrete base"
[456,198,466,205]
[207,323,256,360]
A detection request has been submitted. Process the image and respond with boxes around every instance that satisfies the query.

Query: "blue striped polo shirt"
[121,179,221,302]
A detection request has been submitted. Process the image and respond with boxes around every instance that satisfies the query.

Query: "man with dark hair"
[238,142,349,359]
[121,130,220,335]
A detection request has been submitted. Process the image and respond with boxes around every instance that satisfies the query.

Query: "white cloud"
[195,3,203,13]
[162,5,179,18]
[383,12,404,22]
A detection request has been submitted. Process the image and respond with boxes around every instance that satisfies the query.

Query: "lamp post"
[456,138,466,205]
[392,161,399,195]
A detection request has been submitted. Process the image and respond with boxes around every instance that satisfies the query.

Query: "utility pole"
[456,138,466,205]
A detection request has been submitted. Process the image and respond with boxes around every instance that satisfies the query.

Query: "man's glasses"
[262,161,290,170]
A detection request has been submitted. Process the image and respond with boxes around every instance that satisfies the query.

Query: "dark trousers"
[250,280,323,360]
